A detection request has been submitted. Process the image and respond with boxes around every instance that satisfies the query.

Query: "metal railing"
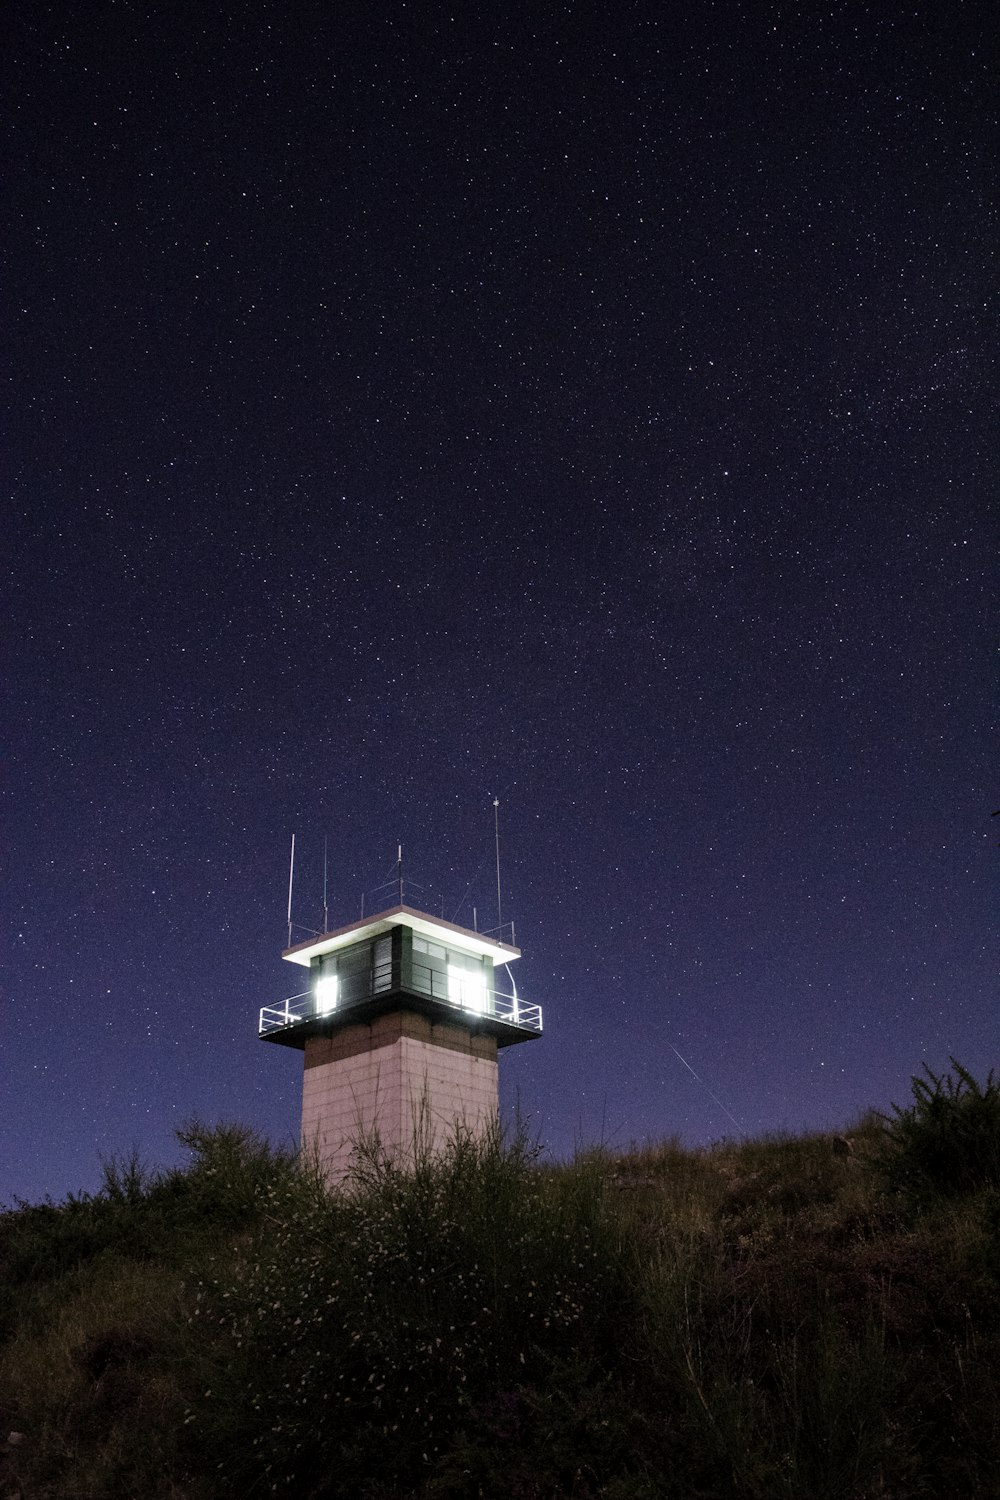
[259,983,542,1037]
[258,991,312,1033]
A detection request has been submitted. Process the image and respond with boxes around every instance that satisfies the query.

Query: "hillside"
[2,1065,999,1499]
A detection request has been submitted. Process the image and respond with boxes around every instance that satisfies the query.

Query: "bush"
[878,1060,1000,1203]
[190,1121,629,1497]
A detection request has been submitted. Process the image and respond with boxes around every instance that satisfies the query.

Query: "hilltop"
[2,1064,999,1498]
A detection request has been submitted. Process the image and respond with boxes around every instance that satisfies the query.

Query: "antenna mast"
[323,835,329,934]
[286,833,296,948]
[397,843,403,905]
[493,797,502,931]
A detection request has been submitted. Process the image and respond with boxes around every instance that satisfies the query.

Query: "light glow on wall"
[448,964,487,1015]
[315,975,339,1016]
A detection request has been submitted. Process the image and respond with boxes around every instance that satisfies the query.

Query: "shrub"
[878,1060,1000,1203]
[190,1121,629,1497]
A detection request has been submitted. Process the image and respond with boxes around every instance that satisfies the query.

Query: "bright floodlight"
[315,975,339,1016]
[448,965,487,1015]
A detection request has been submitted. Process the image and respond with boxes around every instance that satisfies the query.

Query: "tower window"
[315,975,339,1015]
[412,936,447,961]
[448,963,487,1014]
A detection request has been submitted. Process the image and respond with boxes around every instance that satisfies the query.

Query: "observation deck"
[258,905,542,1050]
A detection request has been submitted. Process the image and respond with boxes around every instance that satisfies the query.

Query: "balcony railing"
[259,983,542,1037]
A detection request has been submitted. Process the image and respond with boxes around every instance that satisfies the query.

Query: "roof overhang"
[282,905,521,968]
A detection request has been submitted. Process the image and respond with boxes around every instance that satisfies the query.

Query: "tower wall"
[301,1011,499,1184]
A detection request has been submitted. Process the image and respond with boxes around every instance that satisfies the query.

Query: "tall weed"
[879,1059,1000,1203]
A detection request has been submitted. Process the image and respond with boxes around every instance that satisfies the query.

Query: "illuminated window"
[315,975,339,1016]
[448,964,487,1014]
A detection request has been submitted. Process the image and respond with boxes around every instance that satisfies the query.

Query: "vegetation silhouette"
[2,1063,999,1498]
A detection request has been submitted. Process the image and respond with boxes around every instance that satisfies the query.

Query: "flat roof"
[282,904,521,968]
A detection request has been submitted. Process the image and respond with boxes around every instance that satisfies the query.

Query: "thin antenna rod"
[397,843,403,905]
[286,834,296,948]
[493,798,502,931]
[323,836,329,934]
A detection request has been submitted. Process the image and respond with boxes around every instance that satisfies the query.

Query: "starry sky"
[3,1,995,1205]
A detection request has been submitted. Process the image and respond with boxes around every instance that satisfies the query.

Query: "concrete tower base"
[302,1011,499,1184]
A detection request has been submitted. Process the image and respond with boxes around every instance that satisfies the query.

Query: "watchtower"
[259,905,542,1183]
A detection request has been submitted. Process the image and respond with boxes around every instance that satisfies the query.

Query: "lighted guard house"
[259,906,542,1183]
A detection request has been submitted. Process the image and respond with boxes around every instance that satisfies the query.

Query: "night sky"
[3,2,995,1205]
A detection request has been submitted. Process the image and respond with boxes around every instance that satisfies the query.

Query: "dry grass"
[1,1095,998,1499]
